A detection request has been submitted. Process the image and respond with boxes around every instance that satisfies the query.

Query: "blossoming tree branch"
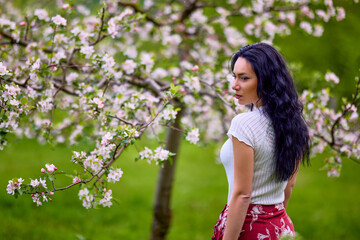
[1,0,359,239]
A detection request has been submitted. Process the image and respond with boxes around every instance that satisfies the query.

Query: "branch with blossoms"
[5,99,178,208]
[301,72,360,177]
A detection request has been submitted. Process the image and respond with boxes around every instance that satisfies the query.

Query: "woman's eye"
[241,77,249,80]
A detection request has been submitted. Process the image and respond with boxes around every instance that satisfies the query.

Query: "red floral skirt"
[211,203,294,240]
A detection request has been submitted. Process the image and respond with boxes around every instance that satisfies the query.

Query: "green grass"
[1,137,360,240]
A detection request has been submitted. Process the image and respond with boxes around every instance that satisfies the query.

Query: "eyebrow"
[232,72,249,76]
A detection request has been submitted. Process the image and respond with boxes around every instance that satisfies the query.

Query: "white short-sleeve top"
[220,106,288,205]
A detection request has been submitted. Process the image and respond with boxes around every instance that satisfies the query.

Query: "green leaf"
[20,97,28,105]
[48,174,55,181]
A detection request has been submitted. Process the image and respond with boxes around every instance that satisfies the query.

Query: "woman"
[212,43,310,240]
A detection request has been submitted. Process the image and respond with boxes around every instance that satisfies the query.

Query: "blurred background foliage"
[1,0,360,240]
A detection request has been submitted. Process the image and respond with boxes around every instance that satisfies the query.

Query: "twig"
[117,1,164,26]
[106,114,137,126]
[330,77,360,145]
[0,30,53,53]
[23,16,31,41]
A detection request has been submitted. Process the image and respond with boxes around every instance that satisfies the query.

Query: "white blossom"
[51,15,67,26]
[80,45,94,58]
[300,21,312,34]
[154,147,171,162]
[34,9,49,20]
[124,47,138,59]
[0,62,10,76]
[37,98,53,112]
[66,72,79,83]
[107,168,123,183]
[123,59,137,74]
[325,72,340,84]
[186,128,200,144]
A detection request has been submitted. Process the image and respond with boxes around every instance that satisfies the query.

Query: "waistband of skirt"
[223,202,285,214]
[247,203,285,214]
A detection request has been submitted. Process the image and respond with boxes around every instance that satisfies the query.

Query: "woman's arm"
[283,166,299,209]
[223,137,254,240]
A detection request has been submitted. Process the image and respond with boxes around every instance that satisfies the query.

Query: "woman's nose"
[232,80,240,90]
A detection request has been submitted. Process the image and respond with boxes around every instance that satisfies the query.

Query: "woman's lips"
[235,94,242,99]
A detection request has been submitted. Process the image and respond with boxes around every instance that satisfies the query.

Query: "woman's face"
[232,57,260,106]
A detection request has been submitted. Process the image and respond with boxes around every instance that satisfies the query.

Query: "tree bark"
[150,108,184,240]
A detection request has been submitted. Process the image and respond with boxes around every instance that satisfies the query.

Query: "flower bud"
[41,168,46,173]
[191,66,199,71]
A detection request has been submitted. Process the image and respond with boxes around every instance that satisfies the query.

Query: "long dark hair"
[231,43,310,181]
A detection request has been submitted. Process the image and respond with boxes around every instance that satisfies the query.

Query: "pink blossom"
[30,179,40,187]
[108,17,120,37]
[9,99,20,106]
[0,17,16,29]
[336,7,346,21]
[123,59,137,74]
[190,9,207,24]
[161,108,177,121]
[162,34,182,46]
[3,84,21,101]
[101,132,114,145]
[316,10,330,22]
[300,21,312,34]
[140,52,154,67]
[61,4,70,10]
[72,176,80,184]
[51,15,67,26]
[32,193,42,206]
[239,7,252,17]
[124,47,138,59]
[40,178,47,188]
[186,128,200,144]
[76,5,90,16]
[327,168,340,177]
[6,178,24,195]
[107,168,123,183]
[325,72,340,84]
[37,98,53,112]
[244,23,255,35]
[286,12,296,25]
[78,188,89,199]
[45,163,57,172]
[80,45,94,58]
[99,189,113,207]
[151,68,168,79]
[301,6,315,19]
[140,147,153,162]
[0,62,10,76]
[90,97,105,109]
[34,9,49,21]
[154,147,171,162]
[313,25,324,37]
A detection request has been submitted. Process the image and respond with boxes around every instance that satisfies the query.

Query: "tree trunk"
[150,108,184,240]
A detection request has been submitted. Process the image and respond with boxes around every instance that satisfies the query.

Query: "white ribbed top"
[220,106,288,205]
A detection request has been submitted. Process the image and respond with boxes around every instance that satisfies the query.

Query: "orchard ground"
[1,136,359,240]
